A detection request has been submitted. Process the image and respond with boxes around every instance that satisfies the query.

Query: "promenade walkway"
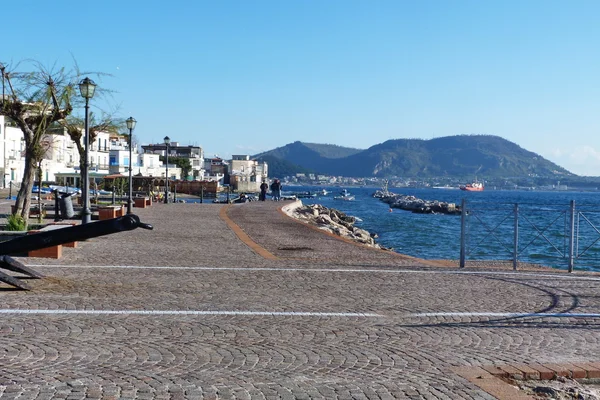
[1,199,600,399]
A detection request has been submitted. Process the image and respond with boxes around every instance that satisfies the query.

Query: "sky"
[3,0,600,176]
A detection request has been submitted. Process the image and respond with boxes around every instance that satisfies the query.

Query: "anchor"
[0,214,153,290]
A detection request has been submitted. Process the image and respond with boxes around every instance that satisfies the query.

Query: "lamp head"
[126,117,137,131]
[78,77,97,99]
[164,136,171,145]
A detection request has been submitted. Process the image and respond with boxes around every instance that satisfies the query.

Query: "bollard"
[112,186,116,205]
[200,187,204,203]
[54,190,60,222]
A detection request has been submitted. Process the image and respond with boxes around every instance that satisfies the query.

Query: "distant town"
[282,173,600,192]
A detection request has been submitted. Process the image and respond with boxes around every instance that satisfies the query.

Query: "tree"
[0,61,76,223]
[61,111,122,175]
[0,60,115,226]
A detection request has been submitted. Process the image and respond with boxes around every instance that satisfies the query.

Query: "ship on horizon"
[459,179,484,192]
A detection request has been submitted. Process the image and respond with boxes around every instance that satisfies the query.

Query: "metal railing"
[459,199,600,272]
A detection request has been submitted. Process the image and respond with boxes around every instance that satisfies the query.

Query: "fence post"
[568,200,576,272]
[459,199,466,268]
[513,203,519,270]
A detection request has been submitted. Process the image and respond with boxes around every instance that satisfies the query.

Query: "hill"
[256,135,575,178]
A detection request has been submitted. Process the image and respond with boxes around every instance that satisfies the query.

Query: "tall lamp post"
[78,77,97,224]
[164,136,170,203]
[126,117,137,214]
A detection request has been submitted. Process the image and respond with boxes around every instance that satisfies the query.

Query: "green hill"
[256,135,575,178]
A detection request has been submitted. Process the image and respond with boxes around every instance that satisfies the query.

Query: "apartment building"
[141,142,204,180]
[0,115,176,188]
[229,155,268,192]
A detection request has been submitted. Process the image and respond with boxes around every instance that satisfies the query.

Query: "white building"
[0,115,180,189]
[229,155,268,192]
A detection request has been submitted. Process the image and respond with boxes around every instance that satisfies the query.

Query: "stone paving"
[0,198,600,399]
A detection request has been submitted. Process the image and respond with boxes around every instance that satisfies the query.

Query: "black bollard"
[54,190,60,222]
[8,182,11,200]
[112,186,116,205]
[174,185,177,202]
[200,187,204,204]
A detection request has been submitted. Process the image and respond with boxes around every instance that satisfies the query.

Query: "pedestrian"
[259,181,269,201]
[270,179,282,201]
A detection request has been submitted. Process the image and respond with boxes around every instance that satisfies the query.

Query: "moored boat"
[333,189,355,201]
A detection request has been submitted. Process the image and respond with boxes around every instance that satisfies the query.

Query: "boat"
[320,189,329,196]
[459,180,484,192]
[294,191,317,199]
[333,189,355,201]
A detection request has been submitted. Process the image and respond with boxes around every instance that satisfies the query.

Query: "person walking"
[259,181,269,201]
[270,179,282,201]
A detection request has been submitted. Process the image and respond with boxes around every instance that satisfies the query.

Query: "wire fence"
[459,200,600,271]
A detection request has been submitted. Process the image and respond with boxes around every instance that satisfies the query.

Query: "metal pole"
[127,128,133,214]
[200,186,204,203]
[81,98,91,224]
[164,144,169,203]
[568,200,576,272]
[174,185,177,202]
[513,203,519,271]
[112,186,116,205]
[8,181,11,199]
[459,198,466,268]
[54,190,59,222]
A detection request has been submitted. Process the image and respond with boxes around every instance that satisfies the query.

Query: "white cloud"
[545,145,600,176]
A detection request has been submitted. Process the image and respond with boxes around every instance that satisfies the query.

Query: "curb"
[453,362,600,399]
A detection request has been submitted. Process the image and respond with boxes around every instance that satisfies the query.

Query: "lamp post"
[164,136,170,203]
[126,117,137,214]
[78,77,97,224]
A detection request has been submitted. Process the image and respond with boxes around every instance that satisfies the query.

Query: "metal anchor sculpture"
[0,215,153,290]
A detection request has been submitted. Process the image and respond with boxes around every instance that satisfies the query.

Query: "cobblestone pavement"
[1,199,600,399]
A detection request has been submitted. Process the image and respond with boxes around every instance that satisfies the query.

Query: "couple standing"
[259,179,282,201]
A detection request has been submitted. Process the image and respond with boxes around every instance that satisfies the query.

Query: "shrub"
[7,214,26,231]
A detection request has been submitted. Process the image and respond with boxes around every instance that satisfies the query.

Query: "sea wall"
[282,201,385,249]
[373,190,461,215]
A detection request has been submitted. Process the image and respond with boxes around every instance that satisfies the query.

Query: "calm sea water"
[287,185,600,272]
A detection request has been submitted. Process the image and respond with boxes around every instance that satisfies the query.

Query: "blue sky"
[4,0,600,176]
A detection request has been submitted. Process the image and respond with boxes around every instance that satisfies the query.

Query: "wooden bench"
[11,204,47,217]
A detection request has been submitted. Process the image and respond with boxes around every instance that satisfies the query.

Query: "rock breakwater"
[282,201,386,249]
[373,190,461,215]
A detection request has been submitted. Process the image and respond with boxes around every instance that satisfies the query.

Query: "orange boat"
[459,181,484,191]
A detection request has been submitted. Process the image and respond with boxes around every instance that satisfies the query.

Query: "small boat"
[334,189,355,201]
[459,180,484,192]
[320,189,329,196]
[294,191,317,199]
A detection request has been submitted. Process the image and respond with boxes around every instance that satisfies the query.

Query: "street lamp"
[78,77,97,224]
[126,117,137,214]
[164,136,170,203]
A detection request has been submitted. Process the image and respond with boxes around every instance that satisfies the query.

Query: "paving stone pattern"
[0,199,600,399]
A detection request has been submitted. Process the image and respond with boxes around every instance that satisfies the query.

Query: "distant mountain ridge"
[255,135,575,178]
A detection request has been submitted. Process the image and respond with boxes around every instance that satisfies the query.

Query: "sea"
[283,185,600,272]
